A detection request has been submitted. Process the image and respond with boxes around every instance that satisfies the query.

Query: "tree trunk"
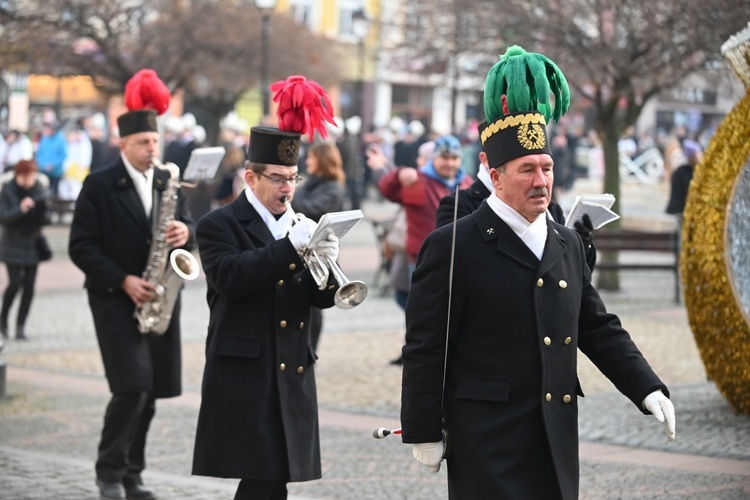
[596,125,622,291]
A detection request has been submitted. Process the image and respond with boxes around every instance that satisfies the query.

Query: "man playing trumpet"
[192,76,340,500]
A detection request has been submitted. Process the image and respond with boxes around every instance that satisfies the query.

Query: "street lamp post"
[351,9,371,130]
[255,0,277,119]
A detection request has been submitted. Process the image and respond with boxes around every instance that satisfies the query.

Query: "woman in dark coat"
[291,141,345,349]
[0,159,50,340]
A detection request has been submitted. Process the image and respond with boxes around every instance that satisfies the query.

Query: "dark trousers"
[234,479,288,500]
[96,392,156,486]
[1,264,38,327]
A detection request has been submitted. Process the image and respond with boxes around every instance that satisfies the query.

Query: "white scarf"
[477,165,494,193]
[244,188,295,241]
[487,193,547,260]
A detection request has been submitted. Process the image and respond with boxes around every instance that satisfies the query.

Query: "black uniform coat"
[436,179,597,271]
[68,157,195,397]
[401,202,667,500]
[192,194,337,481]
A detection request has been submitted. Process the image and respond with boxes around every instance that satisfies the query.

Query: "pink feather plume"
[271,75,336,141]
[124,69,171,115]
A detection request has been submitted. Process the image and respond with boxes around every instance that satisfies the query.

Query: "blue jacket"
[36,131,68,179]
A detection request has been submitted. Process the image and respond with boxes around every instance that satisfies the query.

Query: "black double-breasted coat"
[401,202,667,499]
[192,194,336,481]
[68,158,195,397]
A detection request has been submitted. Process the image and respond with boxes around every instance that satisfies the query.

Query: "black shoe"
[16,326,26,340]
[96,479,126,500]
[0,322,7,339]
[389,355,403,365]
[125,483,157,500]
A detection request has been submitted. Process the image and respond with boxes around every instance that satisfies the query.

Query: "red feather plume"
[270,75,336,141]
[124,69,171,115]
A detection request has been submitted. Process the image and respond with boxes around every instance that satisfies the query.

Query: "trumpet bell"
[334,280,368,309]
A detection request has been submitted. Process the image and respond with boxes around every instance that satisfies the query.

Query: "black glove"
[574,214,594,250]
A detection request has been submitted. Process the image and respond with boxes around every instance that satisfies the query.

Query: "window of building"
[290,0,315,29]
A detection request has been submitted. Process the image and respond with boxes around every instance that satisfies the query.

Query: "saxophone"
[134,158,200,334]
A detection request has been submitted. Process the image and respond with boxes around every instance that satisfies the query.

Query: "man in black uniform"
[70,70,194,500]
[192,76,341,500]
[401,46,675,500]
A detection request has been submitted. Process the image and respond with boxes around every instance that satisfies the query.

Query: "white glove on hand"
[314,233,340,262]
[288,217,318,254]
[412,441,444,473]
[642,390,676,442]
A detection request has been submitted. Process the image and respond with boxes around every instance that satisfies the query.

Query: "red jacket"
[379,168,473,262]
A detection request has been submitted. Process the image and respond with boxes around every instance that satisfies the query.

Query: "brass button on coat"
[563,394,572,403]
[279,363,286,371]
[537,278,544,287]
[277,279,284,286]
[289,263,297,271]
[559,280,567,289]
[544,337,551,346]
[280,320,287,328]
[296,366,304,374]
[545,393,552,402]
[298,322,305,329]
[564,337,572,345]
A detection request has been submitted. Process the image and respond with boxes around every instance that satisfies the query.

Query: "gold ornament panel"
[681,90,750,414]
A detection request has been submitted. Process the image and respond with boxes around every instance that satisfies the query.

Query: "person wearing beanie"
[192,75,340,500]
[0,159,50,341]
[378,133,474,268]
[69,69,195,500]
[401,46,675,499]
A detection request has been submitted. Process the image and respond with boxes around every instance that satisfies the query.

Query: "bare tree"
[386,0,750,288]
[0,0,340,143]
[497,0,750,287]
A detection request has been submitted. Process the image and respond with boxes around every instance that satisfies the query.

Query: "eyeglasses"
[259,173,303,187]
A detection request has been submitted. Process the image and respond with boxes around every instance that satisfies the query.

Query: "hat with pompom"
[481,46,570,169]
[248,75,336,166]
[117,69,171,137]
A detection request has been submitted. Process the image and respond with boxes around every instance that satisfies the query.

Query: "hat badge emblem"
[517,122,546,150]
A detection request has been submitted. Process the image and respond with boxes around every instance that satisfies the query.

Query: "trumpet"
[283,197,367,309]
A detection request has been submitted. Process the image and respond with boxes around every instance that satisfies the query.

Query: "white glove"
[412,441,444,473]
[314,233,340,262]
[642,390,676,442]
[288,217,318,253]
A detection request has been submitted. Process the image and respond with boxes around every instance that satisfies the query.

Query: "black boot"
[0,315,7,339]
[16,325,27,340]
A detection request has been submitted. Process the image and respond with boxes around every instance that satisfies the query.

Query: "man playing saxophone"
[69,70,194,500]
[192,76,341,500]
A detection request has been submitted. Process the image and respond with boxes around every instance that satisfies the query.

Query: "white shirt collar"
[487,193,547,260]
[477,165,494,193]
[121,153,154,216]
[244,187,295,240]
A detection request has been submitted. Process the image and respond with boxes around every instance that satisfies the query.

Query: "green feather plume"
[483,45,570,123]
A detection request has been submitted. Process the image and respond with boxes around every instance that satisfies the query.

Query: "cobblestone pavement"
[1,188,749,499]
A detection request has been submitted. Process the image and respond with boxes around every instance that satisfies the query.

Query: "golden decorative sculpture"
[681,22,750,414]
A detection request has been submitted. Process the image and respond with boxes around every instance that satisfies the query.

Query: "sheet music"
[183,147,226,182]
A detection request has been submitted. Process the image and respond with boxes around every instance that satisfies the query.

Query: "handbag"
[36,234,52,262]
